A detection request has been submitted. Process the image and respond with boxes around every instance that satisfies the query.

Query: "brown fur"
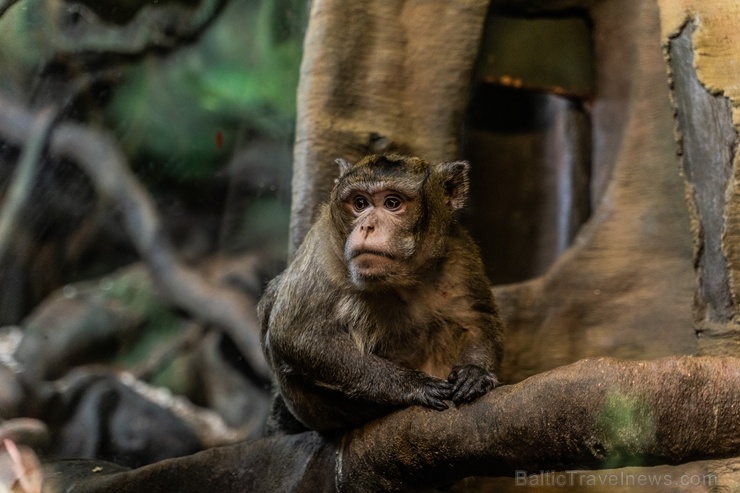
[258,155,504,434]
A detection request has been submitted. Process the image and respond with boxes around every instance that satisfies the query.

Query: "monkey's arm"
[449,326,501,404]
[264,322,454,432]
[265,322,452,410]
[256,274,280,340]
[448,283,504,404]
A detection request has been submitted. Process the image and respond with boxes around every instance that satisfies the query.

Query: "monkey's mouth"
[349,249,396,261]
[348,249,398,283]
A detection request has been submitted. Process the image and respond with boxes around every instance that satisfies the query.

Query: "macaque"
[258,154,504,434]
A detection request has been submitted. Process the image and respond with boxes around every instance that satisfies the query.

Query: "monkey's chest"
[360,310,467,377]
[341,293,468,375]
[372,319,437,368]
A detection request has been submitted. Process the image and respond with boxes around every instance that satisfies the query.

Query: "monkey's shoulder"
[256,272,282,332]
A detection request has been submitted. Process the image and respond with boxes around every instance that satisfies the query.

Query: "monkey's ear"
[335,158,353,176]
[437,160,470,211]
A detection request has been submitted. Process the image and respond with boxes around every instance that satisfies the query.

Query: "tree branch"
[0,94,270,380]
[0,0,19,18]
[338,356,740,492]
[44,356,740,493]
[44,0,229,55]
[0,107,55,260]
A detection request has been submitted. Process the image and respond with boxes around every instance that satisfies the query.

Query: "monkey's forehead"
[353,154,429,173]
[335,173,427,200]
[333,154,433,199]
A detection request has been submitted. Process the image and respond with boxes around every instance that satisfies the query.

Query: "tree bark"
[661,0,740,357]
[494,0,696,384]
[45,357,740,493]
[660,1,740,490]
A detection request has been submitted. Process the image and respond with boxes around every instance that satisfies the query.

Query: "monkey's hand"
[408,372,454,411]
[447,364,499,405]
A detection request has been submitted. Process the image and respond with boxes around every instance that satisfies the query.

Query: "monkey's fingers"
[452,377,498,403]
[448,365,499,404]
[421,395,449,411]
[418,377,453,411]
[451,379,481,403]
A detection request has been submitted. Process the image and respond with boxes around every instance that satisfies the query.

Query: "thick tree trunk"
[661,0,740,357]
[290,0,490,252]
[661,1,740,490]
[494,0,696,383]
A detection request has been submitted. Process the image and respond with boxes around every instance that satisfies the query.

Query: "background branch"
[0,107,55,261]
[0,94,270,380]
[40,0,228,55]
[0,0,19,17]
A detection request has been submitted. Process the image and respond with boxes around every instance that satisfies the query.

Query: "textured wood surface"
[661,0,740,356]
[496,0,696,382]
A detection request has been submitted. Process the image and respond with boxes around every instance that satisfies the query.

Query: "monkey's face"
[330,154,469,290]
[342,187,419,288]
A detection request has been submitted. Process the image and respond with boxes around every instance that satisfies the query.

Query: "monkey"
[257,154,504,434]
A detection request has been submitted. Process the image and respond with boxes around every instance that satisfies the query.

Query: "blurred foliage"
[106,275,195,397]
[0,0,305,177]
[0,0,302,256]
[0,1,300,457]
[0,1,49,98]
[0,0,302,321]
[107,0,305,178]
[235,196,291,255]
[98,267,184,368]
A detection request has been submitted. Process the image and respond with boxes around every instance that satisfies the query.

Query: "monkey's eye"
[353,195,370,212]
[383,195,403,211]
